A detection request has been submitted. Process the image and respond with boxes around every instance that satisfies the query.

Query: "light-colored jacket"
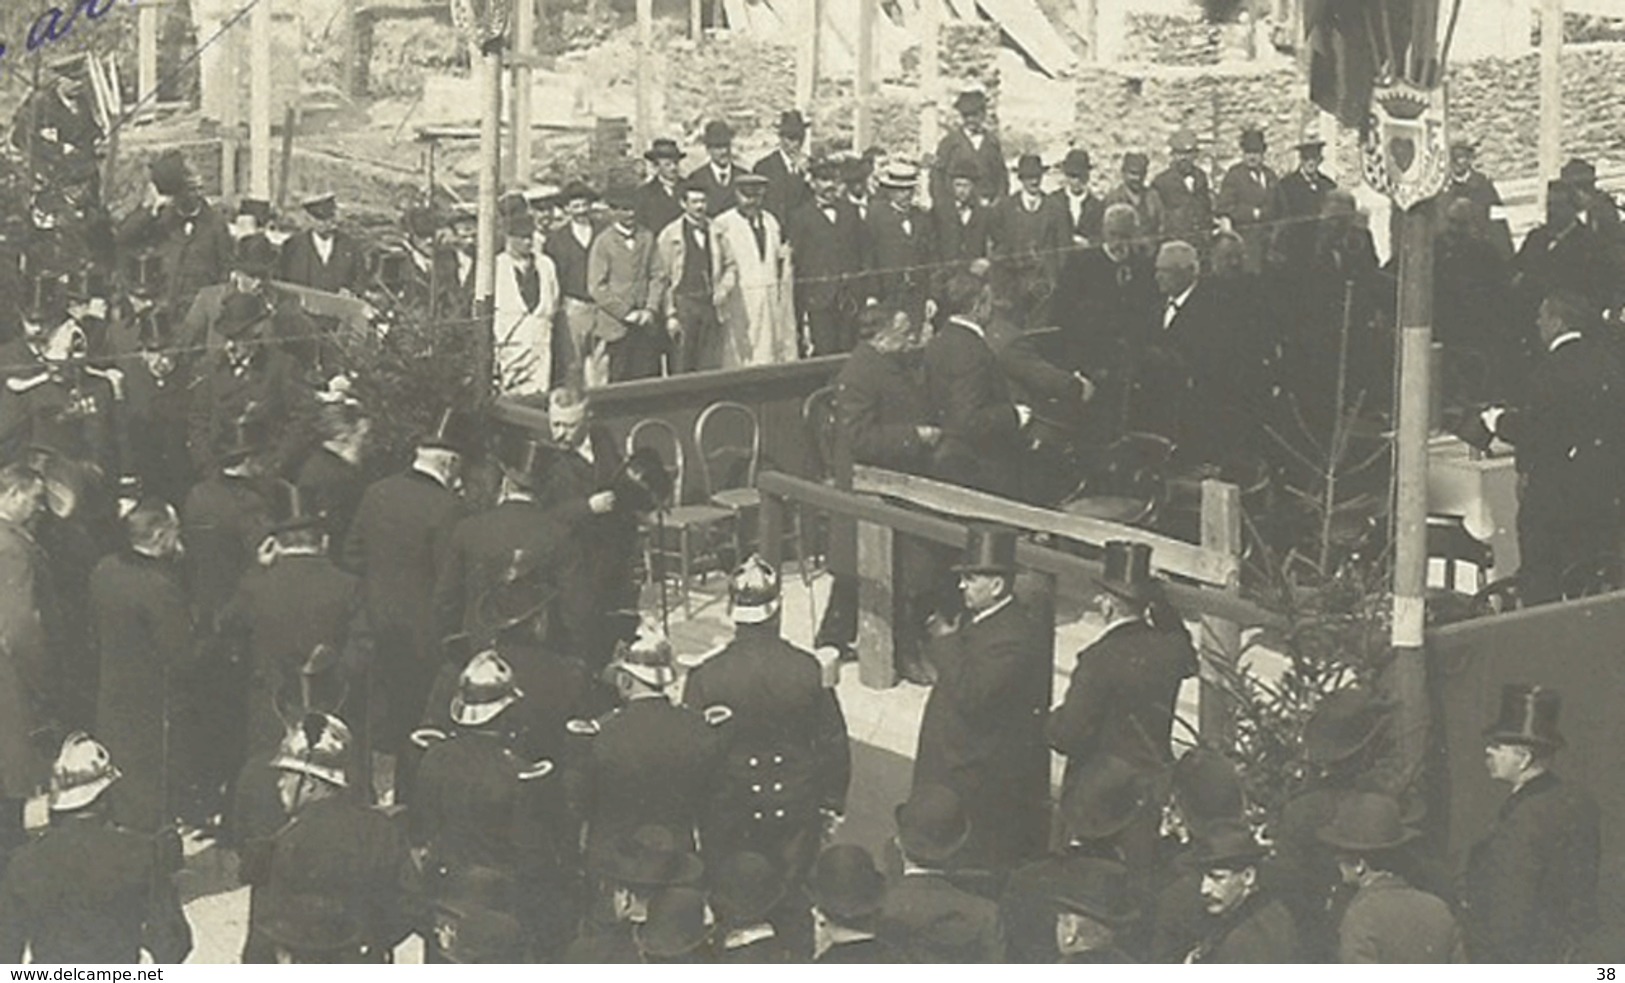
[651,215,722,316]
[493,250,559,395]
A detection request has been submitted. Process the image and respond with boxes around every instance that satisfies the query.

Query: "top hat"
[474,569,555,639]
[1061,753,1152,842]
[1171,749,1245,835]
[1169,128,1199,153]
[1483,683,1565,750]
[302,193,338,221]
[634,887,714,959]
[1240,127,1267,153]
[419,406,481,456]
[708,851,786,928]
[267,480,326,533]
[777,109,809,138]
[1061,148,1093,177]
[1561,157,1598,185]
[954,88,988,116]
[703,120,736,147]
[233,235,279,278]
[952,523,1019,575]
[599,824,705,887]
[1303,687,1390,765]
[560,179,599,203]
[1015,153,1045,180]
[495,431,553,490]
[259,894,362,960]
[1051,856,1140,927]
[218,291,272,339]
[729,554,781,624]
[612,446,674,514]
[1316,791,1419,853]
[451,649,524,727]
[607,630,677,688]
[1097,540,1156,604]
[149,150,193,197]
[217,411,272,463]
[808,845,886,922]
[1186,818,1266,870]
[237,197,273,225]
[49,731,121,812]
[895,784,973,866]
[645,137,685,162]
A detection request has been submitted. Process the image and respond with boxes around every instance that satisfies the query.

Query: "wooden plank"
[852,465,1239,588]
[856,520,897,688]
[1197,479,1242,746]
[972,0,1076,77]
[856,0,875,150]
[760,472,1281,628]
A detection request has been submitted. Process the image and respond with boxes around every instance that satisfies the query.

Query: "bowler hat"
[418,406,481,456]
[505,210,536,238]
[1240,127,1267,153]
[1171,749,1245,835]
[1051,856,1140,926]
[895,784,973,865]
[259,894,362,960]
[1483,683,1566,750]
[709,851,786,927]
[1060,753,1152,842]
[952,523,1019,574]
[1187,819,1266,870]
[302,193,338,221]
[1303,687,1390,765]
[954,89,988,116]
[809,157,844,181]
[1015,153,1045,180]
[634,887,714,958]
[233,235,279,278]
[1097,540,1156,604]
[1450,138,1479,155]
[808,845,885,922]
[604,184,640,210]
[149,150,193,197]
[560,179,599,203]
[217,292,271,339]
[1121,151,1150,175]
[431,867,527,963]
[1169,128,1198,153]
[703,120,735,147]
[645,137,685,162]
[1562,158,1597,185]
[1061,148,1093,177]
[947,157,982,182]
[777,109,809,138]
[599,824,705,886]
[1316,791,1419,853]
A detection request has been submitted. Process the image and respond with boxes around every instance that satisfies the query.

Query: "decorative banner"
[450,0,510,44]
[1360,80,1450,211]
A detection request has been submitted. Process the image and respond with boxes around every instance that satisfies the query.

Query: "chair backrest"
[627,417,687,507]
[1426,513,1493,594]
[694,400,761,498]
[802,385,840,482]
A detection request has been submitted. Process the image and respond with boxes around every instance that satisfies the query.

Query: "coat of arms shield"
[1360,81,1450,211]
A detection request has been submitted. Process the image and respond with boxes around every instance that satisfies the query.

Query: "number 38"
[1599,968,1616,980]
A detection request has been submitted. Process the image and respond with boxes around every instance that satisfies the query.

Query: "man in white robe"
[712,175,796,367]
[493,211,559,395]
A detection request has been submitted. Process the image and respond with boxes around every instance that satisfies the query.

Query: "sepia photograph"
[0,0,1619,966]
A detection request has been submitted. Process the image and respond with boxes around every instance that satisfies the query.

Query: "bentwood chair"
[627,418,732,617]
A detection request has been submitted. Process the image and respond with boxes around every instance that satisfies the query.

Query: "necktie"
[750,215,766,258]
[1164,298,1180,328]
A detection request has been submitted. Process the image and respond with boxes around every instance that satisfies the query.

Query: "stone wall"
[1122,12,1222,67]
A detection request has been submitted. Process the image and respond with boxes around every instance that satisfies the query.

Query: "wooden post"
[276,105,296,211]
[250,0,273,198]
[1198,480,1243,746]
[636,0,653,158]
[512,0,536,187]
[855,520,896,688]
[1539,0,1563,211]
[138,0,160,109]
[759,489,787,635]
[796,0,821,112]
[1390,202,1435,810]
[919,0,940,166]
[474,43,503,402]
[221,30,239,200]
[855,0,875,151]
[341,0,359,99]
[691,0,703,42]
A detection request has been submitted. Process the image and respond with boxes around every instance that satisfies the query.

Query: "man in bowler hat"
[1462,684,1599,962]
[1182,820,1299,962]
[911,523,1050,870]
[1051,856,1140,963]
[1151,129,1214,249]
[753,110,813,228]
[279,193,362,295]
[1050,148,1105,247]
[880,784,1005,962]
[635,138,686,235]
[689,120,740,217]
[931,88,1007,209]
[810,844,906,962]
[1215,127,1277,274]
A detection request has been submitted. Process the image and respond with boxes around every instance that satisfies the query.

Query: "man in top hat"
[1182,820,1298,962]
[990,154,1069,302]
[1048,856,1139,963]
[341,408,474,799]
[1151,129,1215,249]
[787,156,871,357]
[494,209,559,396]
[9,54,103,192]
[924,271,1028,498]
[587,185,663,383]
[1268,127,1337,270]
[242,713,419,963]
[810,844,906,962]
[233,197,274,240]
[635,138,687,235]
[1104,152,1166,249]
[1215,127,1278,274]
[912,523,1051,870]
[117,150,235,322]
[279,194,363,295]
[1317,792,1464,963]
[690,120,741,217]
[87,500,192,837]
[1561,156,1621,239]
[1049,148,1105,248]
[713,172,795,366]
[931,88,1007,209]
[412,649,571,960]
[844,149,881,220]
[865,160,937,323]
[650,178,725,373]
[1477,287,1625,604]
[565,823,704,962]
[709,850,791,962]
[754,109,814,228]
[934,157,994,268]
[185,291,316,476]
[1434,139,1511,260]
[563,632,726,872]
[880,784,1006,962]
[0,732,192,964]
[683,555,851,884]
[1462,684,1600,963]
[178,234,318,368]
[1048,542,1196,847]
[432,434,575,645]
[543,180,603,387]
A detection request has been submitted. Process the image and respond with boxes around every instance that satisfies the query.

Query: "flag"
[1305,0,1446,129]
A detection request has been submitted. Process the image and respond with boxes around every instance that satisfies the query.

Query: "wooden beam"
[796,0,821,111]
[636,0,653,157]
[919,0,940,165]
[851,465,1240,587]
[138,1,160,110]
[474,41,503,402]
[511,0,537,186]
[250,0,273,198]
[692,0,704,42]
[855,0,875,150]
[1198,479,1242,745]
[856,520,897,688]
[276,105,296,211]
[1539,0,1563,210]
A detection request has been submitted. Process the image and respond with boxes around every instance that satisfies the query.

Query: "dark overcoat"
[880,870,1006,962]
[279,230,364,295]
[923,319,1024,499]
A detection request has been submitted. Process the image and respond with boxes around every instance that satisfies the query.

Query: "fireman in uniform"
[682,555,851,886]
[0,317,124,477]
[412,650,571,961]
